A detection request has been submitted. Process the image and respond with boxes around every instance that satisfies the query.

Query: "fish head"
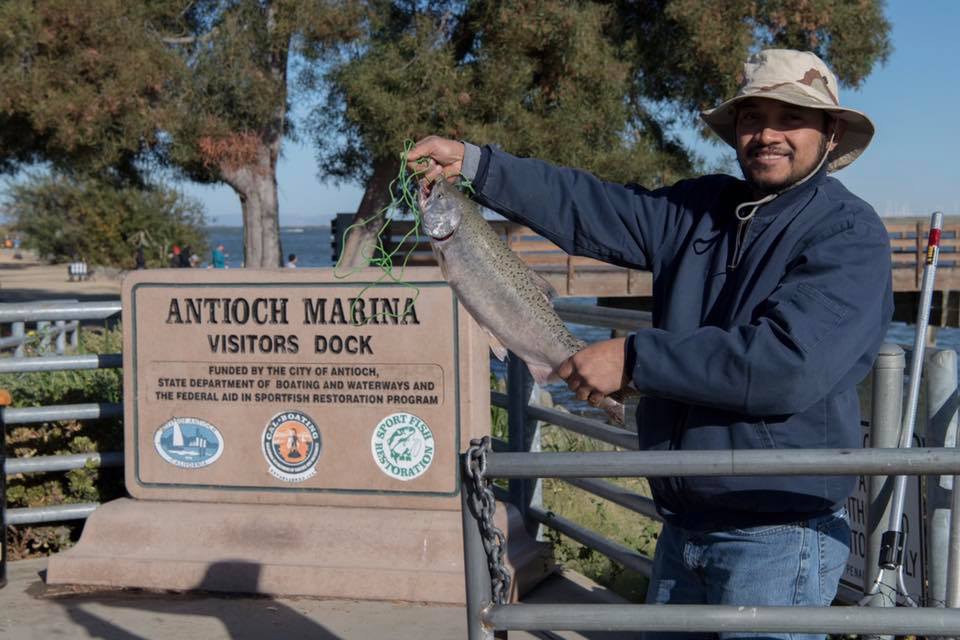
[419,180,464,240]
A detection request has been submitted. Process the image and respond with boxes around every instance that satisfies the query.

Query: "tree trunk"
[221,146,283,268]
[338,155,400,269]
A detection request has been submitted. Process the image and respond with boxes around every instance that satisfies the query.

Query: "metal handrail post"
[865,344,905,616]
[925,348,958,608]
[37,320,50,353]
[55,320,66,355]
[507,353,540,538]
[0,404,6,589]
[462,455,495,640]
[11,322,24,358]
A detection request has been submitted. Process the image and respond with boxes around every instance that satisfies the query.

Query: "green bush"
[1,326,125,559]
[4,173,207,268]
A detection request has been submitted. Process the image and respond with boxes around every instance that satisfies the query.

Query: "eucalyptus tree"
[316,0,891,268]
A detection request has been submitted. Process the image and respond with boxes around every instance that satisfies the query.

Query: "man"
[211,244,227,269]
[408,50,892,638]
[285,253,298,268]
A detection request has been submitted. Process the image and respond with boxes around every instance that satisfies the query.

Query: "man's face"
[735,98,836,194]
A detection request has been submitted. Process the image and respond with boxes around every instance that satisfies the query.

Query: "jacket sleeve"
[471,145,687,271]
[629,214,894,415]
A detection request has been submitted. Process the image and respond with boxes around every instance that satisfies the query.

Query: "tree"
[5,173,207,268]
[316,0,891,267]
[0,1,362,267]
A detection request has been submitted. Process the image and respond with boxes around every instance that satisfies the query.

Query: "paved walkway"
[0,559,633,639]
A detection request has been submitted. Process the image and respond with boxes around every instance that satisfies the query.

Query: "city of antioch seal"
[261,410,322,482]
[371,412,435,481]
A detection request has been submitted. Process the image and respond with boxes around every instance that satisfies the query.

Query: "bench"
[67,262,91,282]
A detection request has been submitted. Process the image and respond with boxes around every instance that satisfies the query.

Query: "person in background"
[408,49,893,640]
[134,245,146,269]
[179,245,193,268]
[285,253,298,268]
[211,243,227,269]
[168,245,181,268]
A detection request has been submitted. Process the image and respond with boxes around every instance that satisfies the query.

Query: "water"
[203,226,333,269]
[201,226,960,413]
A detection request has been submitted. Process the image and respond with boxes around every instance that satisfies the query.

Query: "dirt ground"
[0,250,123,303]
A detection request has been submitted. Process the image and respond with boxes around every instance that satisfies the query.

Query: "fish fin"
[526,362,558,386]
[431,244,449,280]
[485,330,508,361]
[528,269,559,303]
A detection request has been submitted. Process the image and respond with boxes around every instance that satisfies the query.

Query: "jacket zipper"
[728,217,752,271]
[665,405,689,509]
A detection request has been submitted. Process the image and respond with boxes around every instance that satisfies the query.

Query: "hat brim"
[700,88,875,172]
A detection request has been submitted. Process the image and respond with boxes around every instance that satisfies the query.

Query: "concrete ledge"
[46,497,551,604]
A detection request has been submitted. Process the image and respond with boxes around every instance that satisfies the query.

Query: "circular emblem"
[154,417,224,469]
[262,410,322,482]
[371,412,435,481]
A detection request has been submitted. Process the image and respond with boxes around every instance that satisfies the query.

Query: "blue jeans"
[642,508,850,640]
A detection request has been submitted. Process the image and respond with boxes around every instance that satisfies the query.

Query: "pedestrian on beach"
[285,253,298,268]
[211,244,227,269]
[408,49,892,639]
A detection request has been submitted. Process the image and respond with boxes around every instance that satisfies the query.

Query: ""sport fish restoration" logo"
[371,412,435,481]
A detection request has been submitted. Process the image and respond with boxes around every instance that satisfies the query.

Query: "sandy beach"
[0,249,123,303]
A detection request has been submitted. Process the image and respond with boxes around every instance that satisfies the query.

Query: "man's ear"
[828,116,847,152]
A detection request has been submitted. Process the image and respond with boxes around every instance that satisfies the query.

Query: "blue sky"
[185,0,960,226]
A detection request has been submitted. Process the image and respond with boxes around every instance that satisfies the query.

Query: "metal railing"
[467,304,960,638]
[0,299,123,588]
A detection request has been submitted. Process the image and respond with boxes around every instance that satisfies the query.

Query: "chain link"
[465,435,511,605]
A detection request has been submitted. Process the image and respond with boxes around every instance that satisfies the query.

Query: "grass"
[490,379,659,603]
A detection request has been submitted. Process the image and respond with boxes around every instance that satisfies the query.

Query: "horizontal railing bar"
[527,505,652,577]
[485,448,960,478]
[0,353,122,373]
[524,405,638,450]
[482,603,960,634]
[6,503,99,526]
[553,301,652,331]
[1,403,122,425]
[5,452,123,475]
[562,477,662,521]
[491,390,638,450]
[0,335,30,349]
[0,301,121,323]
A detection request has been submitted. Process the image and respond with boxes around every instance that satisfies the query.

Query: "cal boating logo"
[262,410,322,482]
[371,412,435,481]
[154,417,224,469]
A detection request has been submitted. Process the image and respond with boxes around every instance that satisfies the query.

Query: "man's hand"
[557,338,629,406]
[406,136,465,184]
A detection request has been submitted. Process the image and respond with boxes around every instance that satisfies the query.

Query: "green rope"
[333,140,427,326]
[333,140,476,326]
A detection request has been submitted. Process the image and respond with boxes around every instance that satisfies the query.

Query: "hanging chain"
[464,436,511,605]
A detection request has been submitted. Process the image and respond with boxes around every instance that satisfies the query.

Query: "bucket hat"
[700,49,874,172]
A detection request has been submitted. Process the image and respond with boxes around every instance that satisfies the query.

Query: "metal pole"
[482,603,960,635]
[882,211,943,579]
[925,348,958,607]
[54,320,66,355]
[507,353,539,538]
[37,320,50,353]
[11,321,24,358]
[865,344,905,616]
[1,403,6,589]
[462,455,495,640]
[947,460,960,607]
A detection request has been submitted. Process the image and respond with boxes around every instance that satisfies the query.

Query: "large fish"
[419,179,626,425]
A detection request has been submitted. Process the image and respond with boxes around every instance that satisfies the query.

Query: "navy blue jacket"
[468,145,894,528]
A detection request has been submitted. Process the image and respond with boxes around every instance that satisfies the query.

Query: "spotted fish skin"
[420,180,624,425]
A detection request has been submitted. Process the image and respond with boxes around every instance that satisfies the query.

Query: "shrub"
[1,326,124,558]
[4,173,207,268]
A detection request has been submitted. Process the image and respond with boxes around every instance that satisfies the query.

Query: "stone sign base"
[46,498,552,604]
